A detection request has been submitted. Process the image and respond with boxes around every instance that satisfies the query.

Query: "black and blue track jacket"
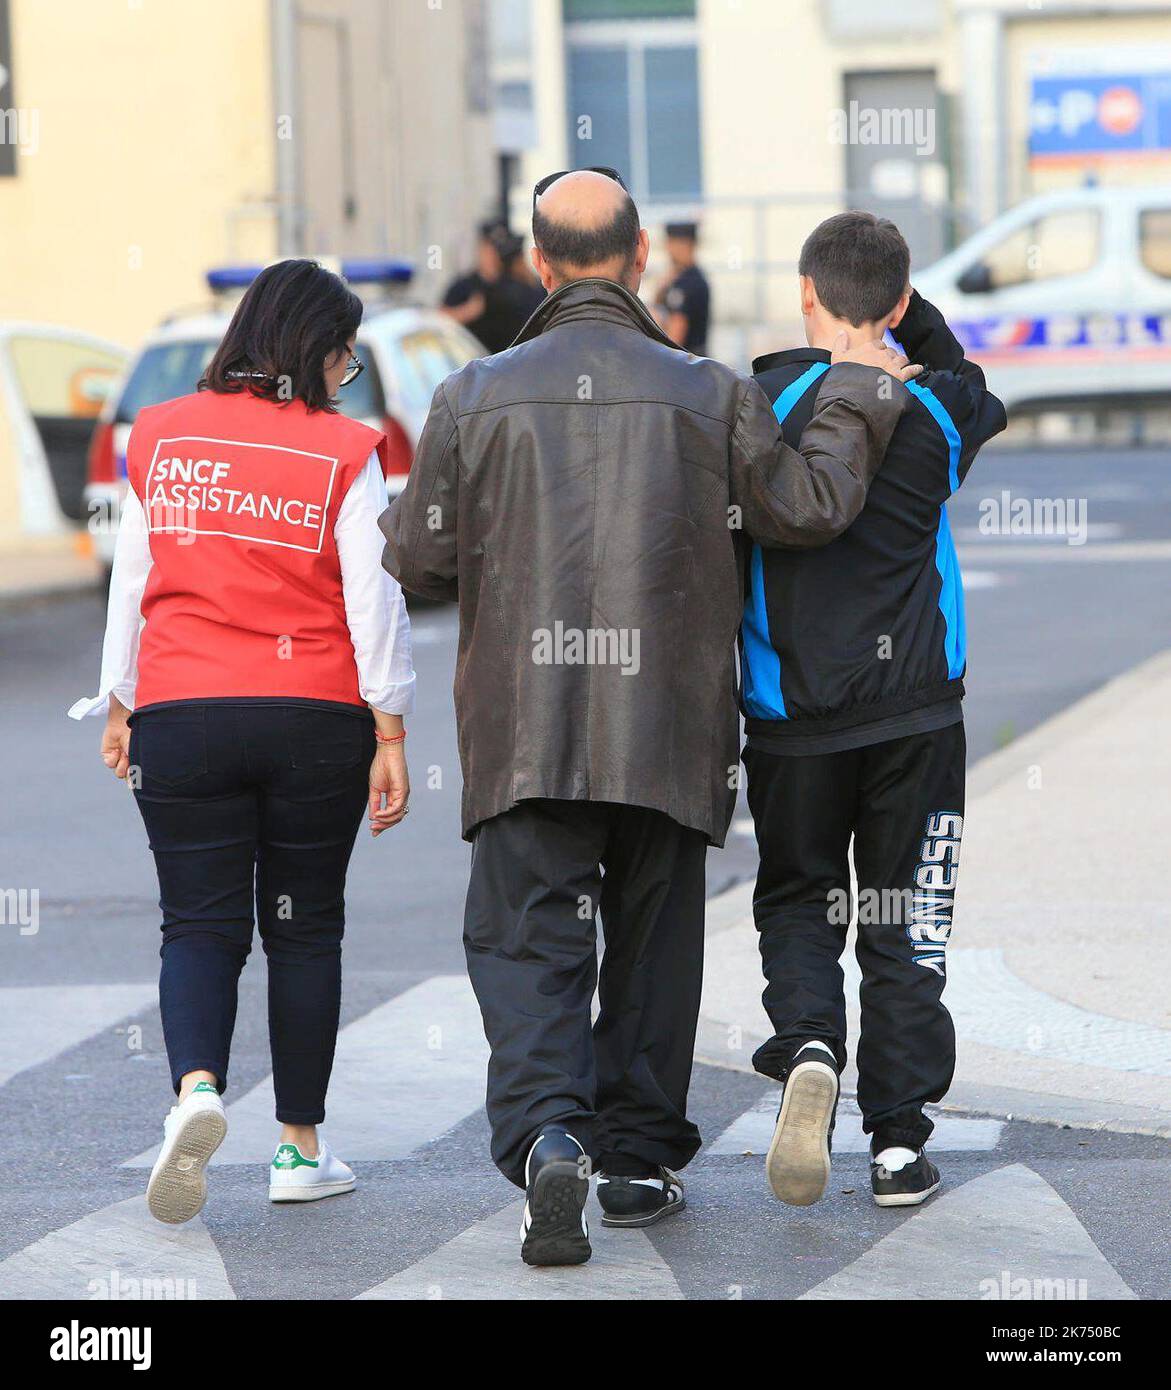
[741,291,1007,755]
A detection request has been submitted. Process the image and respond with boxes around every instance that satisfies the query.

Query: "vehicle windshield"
[115,340,216,422]
[115,337,384,421]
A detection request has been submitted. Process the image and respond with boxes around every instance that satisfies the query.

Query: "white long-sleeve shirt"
[69,451,415,719]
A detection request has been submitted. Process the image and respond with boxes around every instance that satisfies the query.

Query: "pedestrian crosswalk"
[0,1196,235,1301]
[356,1197,684,1301]
[0,983,156,1089]
[0,966,1148,1301]
[799,1165,1135,1301]
[124,975,490,1168]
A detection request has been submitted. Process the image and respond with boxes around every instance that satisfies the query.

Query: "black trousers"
[130,702,373,1124]
[743,722,965,1150]
[463,798,708,1188]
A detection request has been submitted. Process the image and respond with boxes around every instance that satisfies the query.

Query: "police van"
[86,260,482,569]
[912,186,1171,414]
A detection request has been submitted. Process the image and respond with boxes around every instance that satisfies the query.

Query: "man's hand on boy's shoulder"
[830,331,923,384]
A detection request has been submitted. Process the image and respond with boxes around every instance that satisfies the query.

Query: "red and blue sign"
[1030,63,1171,161]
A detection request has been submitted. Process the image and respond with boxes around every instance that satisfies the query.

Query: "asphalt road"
[1,444,1169,1300]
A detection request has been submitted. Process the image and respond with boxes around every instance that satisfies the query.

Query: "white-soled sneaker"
[268,1139,356,1203]
[146,1081,228,1225]
[766,1042,840,1207]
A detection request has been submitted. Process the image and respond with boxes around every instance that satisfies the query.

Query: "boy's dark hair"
[798,211,910,327]
[532,190,641,275]
[200,258,363,413]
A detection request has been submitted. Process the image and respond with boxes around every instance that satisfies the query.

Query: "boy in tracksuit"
[741,212,1006,1209]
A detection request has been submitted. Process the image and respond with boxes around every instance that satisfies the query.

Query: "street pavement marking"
[799,1164,1136,1301]
[0,983,156,1089]
[959,569,1001,590]
[124,975,490,1167]
[958,539,1171,564]
[708,1095,1003,1156]
[354,1191,684,1300]
[0,1196,235,1301]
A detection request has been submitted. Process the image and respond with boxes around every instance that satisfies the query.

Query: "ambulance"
[912,185,1171,413]
[85,260,482,570]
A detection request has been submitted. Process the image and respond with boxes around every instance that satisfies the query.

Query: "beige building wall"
[0,0,500,350]
[0,0,277,349]
[291,0,498,303]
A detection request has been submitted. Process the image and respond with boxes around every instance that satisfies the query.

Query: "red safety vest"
[126,390,388,711]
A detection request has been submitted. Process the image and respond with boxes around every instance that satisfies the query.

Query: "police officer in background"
[442,220,545,354]
[653,221,711,355]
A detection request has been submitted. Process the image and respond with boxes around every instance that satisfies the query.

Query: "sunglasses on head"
[532,167,627,210]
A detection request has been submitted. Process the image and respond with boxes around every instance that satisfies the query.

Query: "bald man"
[381,170,919,1266]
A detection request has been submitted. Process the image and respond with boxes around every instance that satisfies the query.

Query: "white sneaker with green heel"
[268,1139,356,1203]
[146,1081,227,1225]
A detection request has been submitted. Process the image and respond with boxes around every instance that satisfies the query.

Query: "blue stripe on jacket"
[906,379,966,679]
[741,361,830,720]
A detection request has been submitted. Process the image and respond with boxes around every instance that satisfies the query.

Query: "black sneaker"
[870,1144,941,1207]
[597,1166,684,1228]
[765,1042,840,1206]
[520,1128,591,1266]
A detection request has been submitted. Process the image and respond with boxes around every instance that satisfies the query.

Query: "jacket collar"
[752,345,831,375]
[510,277,680,351]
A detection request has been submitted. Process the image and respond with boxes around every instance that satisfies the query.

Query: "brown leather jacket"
[381,278,906,844]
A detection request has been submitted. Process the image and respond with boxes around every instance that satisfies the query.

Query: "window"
[981,209,1101,291]
[115,342,219,423]
[1140,209,1171,279]
[564,7,702,205]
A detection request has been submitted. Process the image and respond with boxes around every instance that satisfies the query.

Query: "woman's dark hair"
[199,258,363,412]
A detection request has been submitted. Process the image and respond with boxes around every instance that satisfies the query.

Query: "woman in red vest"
[71,260,415,1223]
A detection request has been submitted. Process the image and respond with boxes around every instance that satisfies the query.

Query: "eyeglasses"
[339,352,364,388]
[532,166,627,211]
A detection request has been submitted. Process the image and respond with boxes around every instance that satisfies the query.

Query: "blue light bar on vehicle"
[206,265,264,291]
[342,258,414,285]
[205,260,414,292]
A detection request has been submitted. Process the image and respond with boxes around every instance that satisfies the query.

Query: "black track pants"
[743,723,965,1150]
[463,798,708,1188]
